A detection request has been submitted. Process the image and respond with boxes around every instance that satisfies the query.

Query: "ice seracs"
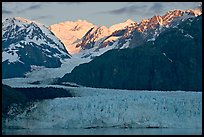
[4,86,202,129]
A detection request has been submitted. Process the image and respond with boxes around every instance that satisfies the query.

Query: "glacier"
[4,86,202,129]
[2,43,116,85]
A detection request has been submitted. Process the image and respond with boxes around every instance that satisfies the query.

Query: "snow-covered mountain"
[134,7,202,43]
[111,7,202,49]
[49,20,97,54]
[64,6,202,59]
[47,7,200,61]
[49,19,135,55]
[2,17,71,79]
[76,19,136,49]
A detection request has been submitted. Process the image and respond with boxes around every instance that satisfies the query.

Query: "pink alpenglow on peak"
[109,19,136,33]
[49,20,97,54]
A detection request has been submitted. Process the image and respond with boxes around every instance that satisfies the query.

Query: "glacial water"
[2,128,202,135]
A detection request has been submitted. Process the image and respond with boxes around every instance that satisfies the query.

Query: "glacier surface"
[4,86,202,129]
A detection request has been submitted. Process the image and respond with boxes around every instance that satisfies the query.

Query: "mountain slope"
[2,17,71,79]
[60,15,202,91]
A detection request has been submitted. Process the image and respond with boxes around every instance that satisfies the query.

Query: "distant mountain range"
[49,6,202,59]
[2,5,202,85]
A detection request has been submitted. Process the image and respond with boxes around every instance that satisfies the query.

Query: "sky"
[2,2,202,27]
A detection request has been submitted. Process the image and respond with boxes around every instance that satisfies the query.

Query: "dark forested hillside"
[2,84,27,116]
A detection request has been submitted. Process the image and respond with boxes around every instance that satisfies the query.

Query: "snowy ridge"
[2,17,67,52]
[68,6,202,57]
[5,87,202,129]
[74,21,135,58]
[138,7,202,43]
[109,19,136,33]
[49,19,136,55]
[2,17,70,63]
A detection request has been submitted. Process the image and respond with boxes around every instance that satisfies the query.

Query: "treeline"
[2,84,27,116]
[2,84,73,116]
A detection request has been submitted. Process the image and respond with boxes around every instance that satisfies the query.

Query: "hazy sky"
[2,2,202,27]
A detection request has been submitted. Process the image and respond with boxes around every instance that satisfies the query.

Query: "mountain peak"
[185,8,202,16]
[166,6,202,17]
[140,19,149,24]
[3,17,30,25]
[149,15,163,25]
[2,16,71,78]
[76,19,91,23]
[3,17,46,29]
[13,17,33,23]
[109,19,136,33]
[125,19,134,23]
[98,25,108,30]
[49,19,97,54]
[57,19,95,27]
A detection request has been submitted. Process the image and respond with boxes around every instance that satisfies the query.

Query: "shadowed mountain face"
[60,15,202,91]
[2,17,71,79]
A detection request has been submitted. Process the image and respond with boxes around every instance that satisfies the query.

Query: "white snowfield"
[5,86,202,129]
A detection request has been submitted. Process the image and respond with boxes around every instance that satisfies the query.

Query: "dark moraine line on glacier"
[13,87,73,101]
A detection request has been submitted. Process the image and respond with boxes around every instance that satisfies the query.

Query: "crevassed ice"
[5,88,202,129]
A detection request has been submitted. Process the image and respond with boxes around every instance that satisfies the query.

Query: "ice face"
[4,87,202,129]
